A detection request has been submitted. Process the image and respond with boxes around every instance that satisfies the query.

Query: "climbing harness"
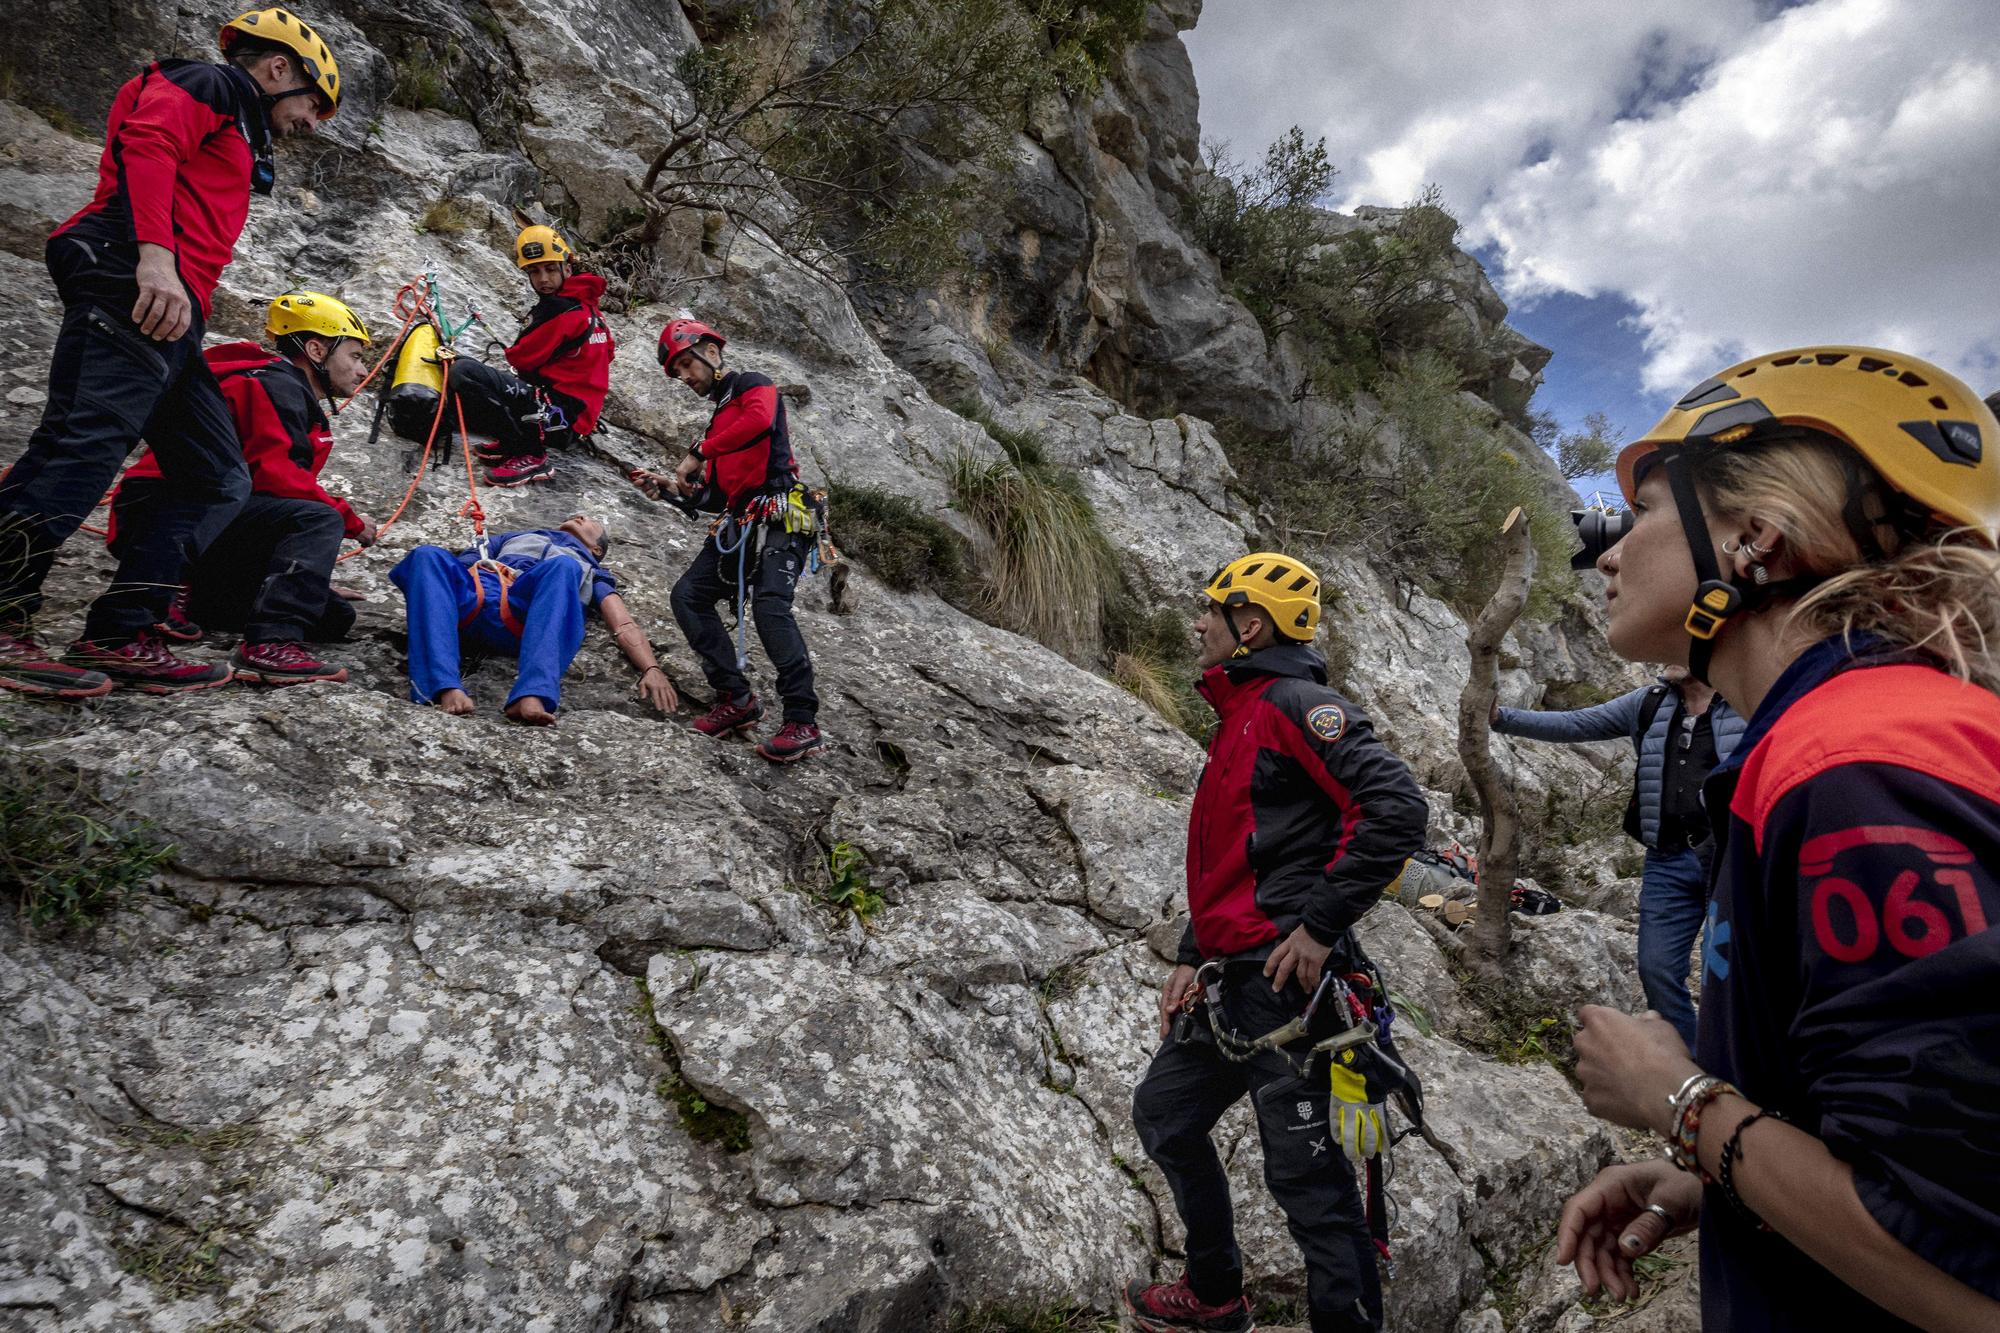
[460,558,525,637]
[1169,956,1461,1273]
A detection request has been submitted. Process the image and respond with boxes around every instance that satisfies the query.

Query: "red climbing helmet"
[658,318,724,370]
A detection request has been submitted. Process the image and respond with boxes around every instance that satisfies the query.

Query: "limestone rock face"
[0,3,1639,1330]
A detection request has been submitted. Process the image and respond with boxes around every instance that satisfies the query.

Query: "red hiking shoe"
[231,640,348,685]
[756,721,826,764]
[473,439,509,463]
[1123,1277,1255,1333]
[485,453,554,487]
[692,693,764,738]
[156,586,203,642]
[62,631,233,694]
[0,626,113,699]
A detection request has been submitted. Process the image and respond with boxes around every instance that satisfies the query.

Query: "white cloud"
[1184,0,2000,395]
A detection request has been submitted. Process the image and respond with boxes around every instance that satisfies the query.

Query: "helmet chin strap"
[1661,445,1820,684]
[1219,602,1253,659]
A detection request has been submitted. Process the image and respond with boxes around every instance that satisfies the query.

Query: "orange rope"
[454,393,485,536]
[335,350,451,563]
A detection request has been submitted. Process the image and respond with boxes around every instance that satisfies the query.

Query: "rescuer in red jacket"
[106,291,374,687]
[631,317,822,764]
[0,7,344,700]
[454,225,614,489]
[1128,552,1428,1333]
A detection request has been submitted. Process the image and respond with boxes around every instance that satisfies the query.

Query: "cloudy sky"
[1183,0,2000,481]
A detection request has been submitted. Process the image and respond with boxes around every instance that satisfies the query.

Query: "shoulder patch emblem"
[1306,703,1346,742]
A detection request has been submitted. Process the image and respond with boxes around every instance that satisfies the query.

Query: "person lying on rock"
[631,317,823,765]
[0,6,345,699]
[104,291,375,686]
[1130,552,1429,1333]
[388,513,676,725]
[449,225,614,491]
[1557,347,2000,1331]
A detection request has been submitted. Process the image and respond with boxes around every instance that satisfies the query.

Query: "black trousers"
[670,523,818,723]
[113,483,352,643]
[448,356,579,457]
[1134,965,1384,1333]
[0,235,248,640]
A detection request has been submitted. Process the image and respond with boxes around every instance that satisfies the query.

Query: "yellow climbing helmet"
[267,290,369,344]
[515,225,574,269]
[1203,552,1321,642]
[1617,345,2000,542]
[220,8,342,117]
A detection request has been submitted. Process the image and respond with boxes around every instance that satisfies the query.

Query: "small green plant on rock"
[415,197,481,236]
[2,740,174,930]
[632,979,753,1153]
[820,841,884,923]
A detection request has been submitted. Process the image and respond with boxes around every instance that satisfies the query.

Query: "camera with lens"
[1569,507,1633,571]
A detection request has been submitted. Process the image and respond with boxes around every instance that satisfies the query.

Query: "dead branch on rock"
[1457,506,1536,974]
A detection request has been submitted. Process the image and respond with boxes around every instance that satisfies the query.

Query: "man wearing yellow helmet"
[446,225,613,489]
[98,292,375,688]
[1127,552,1427,1333]
[0,8,344,697]
[1554,348,2000,1331]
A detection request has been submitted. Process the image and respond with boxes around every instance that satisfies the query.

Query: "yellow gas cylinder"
[387,320,443,441]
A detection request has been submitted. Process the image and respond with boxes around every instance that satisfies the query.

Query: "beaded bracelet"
[1665,1076,1738,1180]
[1719,1107,1788,1228]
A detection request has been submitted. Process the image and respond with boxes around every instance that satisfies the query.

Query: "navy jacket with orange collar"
[1180,642,1428,964]
[1696,636,2000,1330]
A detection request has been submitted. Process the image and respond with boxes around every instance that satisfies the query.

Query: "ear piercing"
[1722,538,1773,557]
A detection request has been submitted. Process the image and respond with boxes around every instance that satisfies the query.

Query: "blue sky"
[1183,0,2000,500]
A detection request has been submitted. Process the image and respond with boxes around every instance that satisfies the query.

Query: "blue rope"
[714,513,755,670]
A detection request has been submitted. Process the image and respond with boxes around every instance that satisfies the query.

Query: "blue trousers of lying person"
[390,544,586,712]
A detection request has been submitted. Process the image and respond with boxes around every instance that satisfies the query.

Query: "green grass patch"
[632,979,752,1153]
[2,742,174,931]
[415,197,481,236]
[947,405,1114,661]
[388,49,449,111]
[117,1224,225,1302]
[825,483,970,595]
[1103,596,1204,739]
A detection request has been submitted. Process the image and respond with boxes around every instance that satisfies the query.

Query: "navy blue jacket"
[1695,637,2000,1330]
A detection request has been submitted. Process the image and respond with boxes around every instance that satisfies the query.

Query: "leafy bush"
[818,841,884,922]
[947,408,1114,661]
[2,744,173,931]
[1237,354,1578,617]
[1189,128,1465,396]
[825,483,970,594]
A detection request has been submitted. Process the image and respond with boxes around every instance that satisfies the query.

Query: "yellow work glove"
[1330,1048,1386,1163]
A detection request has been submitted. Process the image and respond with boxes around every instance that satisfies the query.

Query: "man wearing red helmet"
[632,318,823,763]
[0,7,340,698]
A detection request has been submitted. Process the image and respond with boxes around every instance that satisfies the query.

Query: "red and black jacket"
[504,271,613,436]
[110,343,363,540]
[1181,642,1429,963]
[53,60,267,320]
[1695,636,2000,1331]
[694,369,796,512]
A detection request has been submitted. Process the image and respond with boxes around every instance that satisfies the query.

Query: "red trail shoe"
[231,640,349,685]
[756,721,826,764]
[485,453,554,488]
[692,693,764,738]
[156,586,203,642]
[62,632,232,694]
[1123,1276,1255,1333]
[0,626,113,699]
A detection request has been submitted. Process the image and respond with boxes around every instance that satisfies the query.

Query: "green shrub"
[388,49,448,111]
[825,483,970,595]
[819,841,884,923]
[1243,353,1578,618]
[2,745,173,931]
[947,408,1114,661]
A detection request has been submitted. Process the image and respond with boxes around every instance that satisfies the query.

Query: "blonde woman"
[1555,347,2000,1331]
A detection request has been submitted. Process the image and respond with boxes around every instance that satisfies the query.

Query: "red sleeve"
[697,384,778,458]
[117,74,218,251]
[231,376,362,535]
[505,306,589,376]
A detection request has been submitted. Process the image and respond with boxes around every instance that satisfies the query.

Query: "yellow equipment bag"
[387,320,443,442]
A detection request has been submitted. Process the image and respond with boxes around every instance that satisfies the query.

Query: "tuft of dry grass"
[949,445,1113,662]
